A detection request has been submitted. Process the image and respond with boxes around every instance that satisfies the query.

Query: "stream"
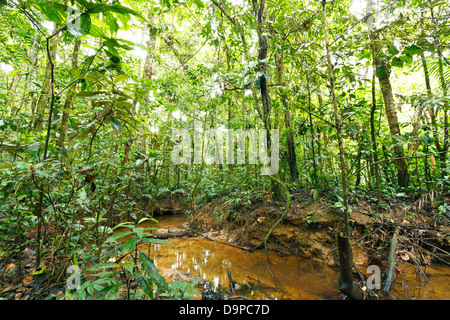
[143,214,450,300]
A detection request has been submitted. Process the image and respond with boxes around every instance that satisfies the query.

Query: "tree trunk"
[436,54,449,179]
[137,14,157,156]
[421,53,448,181]
[276,52,298,182]
[430,7,449,183]
[284,105,298,181]
[306,66,318,189]
[370,60,382,203]
[336,234,364,300]
[322,3,350,238]
[370,33,409,188]
[254,0,284,202]
[322,2,363,300]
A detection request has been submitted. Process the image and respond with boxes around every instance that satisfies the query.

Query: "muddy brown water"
[140,214,450,300]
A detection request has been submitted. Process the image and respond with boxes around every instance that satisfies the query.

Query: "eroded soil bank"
[148,190,450,299]
[183,192,450,266]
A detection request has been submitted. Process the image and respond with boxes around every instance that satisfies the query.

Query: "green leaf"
[32,265,46,275]
[0,163,16,169]
[109,115,123,132]
[90,3,145,21]
[67,13,91,38]
[101,284,121,300]
[22,183,33,197]
[375,64,387,78]
[400,53,413,64]
[391,57,404,68]
[76,91,106,97]
[85,263,118,272]
[114,75,128,83]
[139,253,168,291]
[142,237,173,246]
[88,24,107,39]
[34,2,67,25]
[192,0,205,8]
[137,217,159,225]
[404,44,424,56]
[387,45,399,56]
[122,236,137,254]
[107,230,133,242]
[135,227,144,239]
[135,275,153,298]
[105,12,119,32]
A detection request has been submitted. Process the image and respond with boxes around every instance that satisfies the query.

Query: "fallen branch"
[152,230,193,239]
[179,226,255,252]
[383,228,400,292]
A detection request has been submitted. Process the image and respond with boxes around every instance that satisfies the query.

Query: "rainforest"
[0,0,449,302]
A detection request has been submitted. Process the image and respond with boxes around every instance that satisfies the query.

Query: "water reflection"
[142,215,450,300]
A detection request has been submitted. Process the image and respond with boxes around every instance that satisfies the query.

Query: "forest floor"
[1,189,449,300]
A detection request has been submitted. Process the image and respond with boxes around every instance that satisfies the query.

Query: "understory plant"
[64,218,198,300]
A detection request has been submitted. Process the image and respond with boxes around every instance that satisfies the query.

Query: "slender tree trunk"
[370,52,382,203]
[276,52,298,182]
[421,53,448,181]
[321,1,363,300]
[430,7,449,182]
[306,67,318,189]
[436,54,449,180]
[336,234,364,300]
[17,30,39,117]
[355,143,362,188]
[370,33,409,188]
[284,102,298,181]
[254,0,284,202]
[137,14,157,155]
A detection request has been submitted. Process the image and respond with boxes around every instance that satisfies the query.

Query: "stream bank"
[144,191,450,299]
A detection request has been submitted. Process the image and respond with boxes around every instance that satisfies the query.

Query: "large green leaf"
[192,0,205,8]
[391,57,404,68]
[135,274,154,298]
[104,12,119,32]
[34,2,68,25]
[404,44,424,56]
[67,13,91,38]
[121,236,137,254]
[109,115,123,132]
[77,2,145,21]
[400,53,413,64]
[100,283,121,300]
[375,64,387,78]
[88,24,107,39]
[139,253,168,291]
[143,237,173,246]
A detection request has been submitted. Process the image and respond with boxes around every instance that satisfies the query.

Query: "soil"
[185,191,450,268]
